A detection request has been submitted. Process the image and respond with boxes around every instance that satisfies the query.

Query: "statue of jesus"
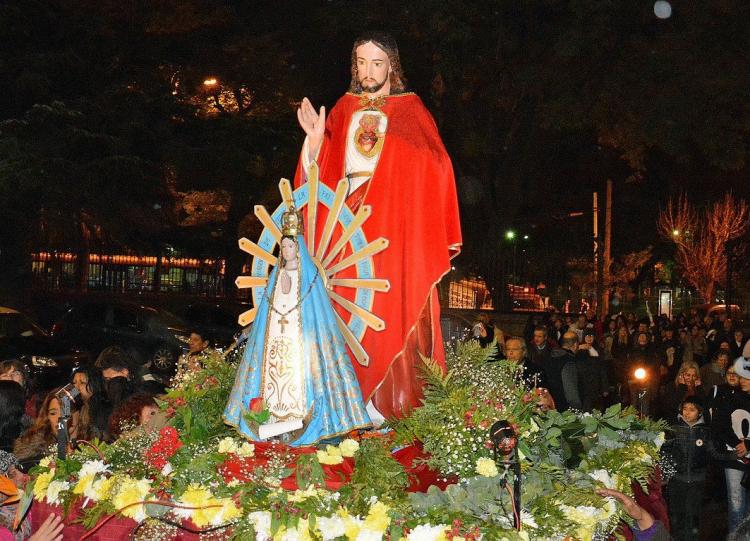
[294,32,462,420]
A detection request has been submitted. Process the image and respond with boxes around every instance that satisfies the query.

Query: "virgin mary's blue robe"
[223,237,371,446]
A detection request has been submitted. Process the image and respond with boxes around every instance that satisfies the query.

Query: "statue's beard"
[359,75,388,93]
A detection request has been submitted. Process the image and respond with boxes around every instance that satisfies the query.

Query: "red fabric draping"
[294,93,462,419]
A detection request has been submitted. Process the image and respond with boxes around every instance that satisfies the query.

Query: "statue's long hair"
[349,31,407,94]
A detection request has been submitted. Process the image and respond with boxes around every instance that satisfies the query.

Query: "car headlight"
[31,356,58,367]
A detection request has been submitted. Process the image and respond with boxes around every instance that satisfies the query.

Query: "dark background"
[0,0,748,307]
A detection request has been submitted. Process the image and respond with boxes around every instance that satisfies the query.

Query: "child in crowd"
[661,397,730,541]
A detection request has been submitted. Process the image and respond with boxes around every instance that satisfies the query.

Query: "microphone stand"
[490,420,522,530]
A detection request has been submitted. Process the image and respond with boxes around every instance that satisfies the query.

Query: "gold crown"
[281,205,304,236]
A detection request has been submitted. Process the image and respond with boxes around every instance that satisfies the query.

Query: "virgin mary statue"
[224,206,371,446]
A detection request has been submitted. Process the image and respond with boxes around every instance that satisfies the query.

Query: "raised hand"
[296,97,326,161]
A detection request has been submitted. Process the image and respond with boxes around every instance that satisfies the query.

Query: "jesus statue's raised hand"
[296,97,326,162]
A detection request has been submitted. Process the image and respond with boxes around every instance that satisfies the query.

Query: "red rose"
[249,397,265,413]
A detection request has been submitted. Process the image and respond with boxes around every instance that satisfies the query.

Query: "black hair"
[96,346,136,375]
[0,381,26,453]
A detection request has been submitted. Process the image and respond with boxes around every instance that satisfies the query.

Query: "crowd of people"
[475,307,750,540]
[0,330,214,540]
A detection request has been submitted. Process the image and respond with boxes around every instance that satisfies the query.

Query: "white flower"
[339,438,360,457]
[406,524,449,541]
[520,509,538,529]
[79,459,109,478]
[356,529,383,541]
[217,437,239,454]
[161,463,173,476]
[248,511,272,539]
[654,432,666,450]
[46,480,70,505]
[475,457,499,478]
[38,456,54,469]
[588,469,617,489]
[237,442,255,457]
[316,515,346,540]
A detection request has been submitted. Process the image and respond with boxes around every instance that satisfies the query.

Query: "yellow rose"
[316,449,344,465]
[475,457,499,478]
[363,501,391,533]
[217,437,239,454]
[339,439,360,458]
[237,442,255,457]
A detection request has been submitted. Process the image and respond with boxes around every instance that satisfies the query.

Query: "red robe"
[294,92,462,418]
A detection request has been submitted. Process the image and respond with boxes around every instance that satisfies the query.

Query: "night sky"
[0,0,748,298]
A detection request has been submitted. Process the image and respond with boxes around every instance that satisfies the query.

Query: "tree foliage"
[658,193,750,302]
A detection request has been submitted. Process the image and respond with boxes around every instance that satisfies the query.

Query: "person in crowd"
[70,366,111,441]
[0,450,32,541]
[13,389,72,469]
[731,329,747,360]
[175,326,214,379]
[0,382,26,453]
[546,332,582,411]
[504,337,544,387]
[688,325,708,365]
[660,361,706,423]
[107,393,160,440]
[528,326,552,369]
[576,330,609,412]
[610,325,631,391]
[700,350,730,390]
[568,313,589,342]
[97,346,140,408]
[596,487,671,541]
[470,313,495,349]
[661,396,729,541]
[711,356,750,534]
[707,364,740,422]
[0,514,63,541]
[0,360,35,418]
[656,327,682,382]
[602,318,618,360]
[549,317,566,346]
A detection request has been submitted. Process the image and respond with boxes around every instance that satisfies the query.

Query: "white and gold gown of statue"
[223,235,371,446]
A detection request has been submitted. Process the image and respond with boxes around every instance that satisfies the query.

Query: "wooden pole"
[593,192,601,314]
[602,180,613,317]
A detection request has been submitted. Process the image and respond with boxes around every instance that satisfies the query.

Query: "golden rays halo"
[235,163,390,366]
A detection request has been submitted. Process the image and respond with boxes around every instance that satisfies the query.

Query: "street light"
[203,77,218,87]
[505,230,517,286]
[672,229,680,237]
[523,234,529,240]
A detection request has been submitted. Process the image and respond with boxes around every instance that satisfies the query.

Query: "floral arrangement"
[26,341,667,540]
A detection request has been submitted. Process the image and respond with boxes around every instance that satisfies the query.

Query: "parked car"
[0,306,90,389]
[172,302,247,348]
[691,303,744,325]
[51,300,190,375]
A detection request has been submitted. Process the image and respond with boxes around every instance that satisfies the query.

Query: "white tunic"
[262,269,306,421]
[302,108,389,196]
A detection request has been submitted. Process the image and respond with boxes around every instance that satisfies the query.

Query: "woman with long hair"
[13,389,72,469]
[71,366,112,442]
[0,382,25,453]
[660,361,706,422]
